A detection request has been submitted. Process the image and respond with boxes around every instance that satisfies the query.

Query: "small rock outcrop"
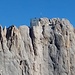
[0,17,75,75]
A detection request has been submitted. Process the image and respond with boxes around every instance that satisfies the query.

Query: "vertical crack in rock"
[29,27,37,56]
[20,60,30,75]
[6,25,17,51]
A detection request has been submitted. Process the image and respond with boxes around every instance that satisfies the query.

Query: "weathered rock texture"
[0,18,75,75]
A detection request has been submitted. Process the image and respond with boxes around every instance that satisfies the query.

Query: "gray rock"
[0,18,75,75]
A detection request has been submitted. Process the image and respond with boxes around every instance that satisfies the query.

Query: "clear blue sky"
[0,0,75,27]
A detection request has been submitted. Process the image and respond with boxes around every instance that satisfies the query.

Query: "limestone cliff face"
[0,18,75,75]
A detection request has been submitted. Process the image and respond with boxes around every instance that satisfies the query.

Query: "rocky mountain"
[0,17,75,75]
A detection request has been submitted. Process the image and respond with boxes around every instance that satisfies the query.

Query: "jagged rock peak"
[30,17,73,28]
[0,18,75,75]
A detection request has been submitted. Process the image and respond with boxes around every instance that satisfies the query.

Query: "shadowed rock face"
[0,18,75,75]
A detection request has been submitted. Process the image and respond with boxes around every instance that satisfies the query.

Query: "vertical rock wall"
[0,18,75,75]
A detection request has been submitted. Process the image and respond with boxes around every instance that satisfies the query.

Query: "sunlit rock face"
[0,18,75,75]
